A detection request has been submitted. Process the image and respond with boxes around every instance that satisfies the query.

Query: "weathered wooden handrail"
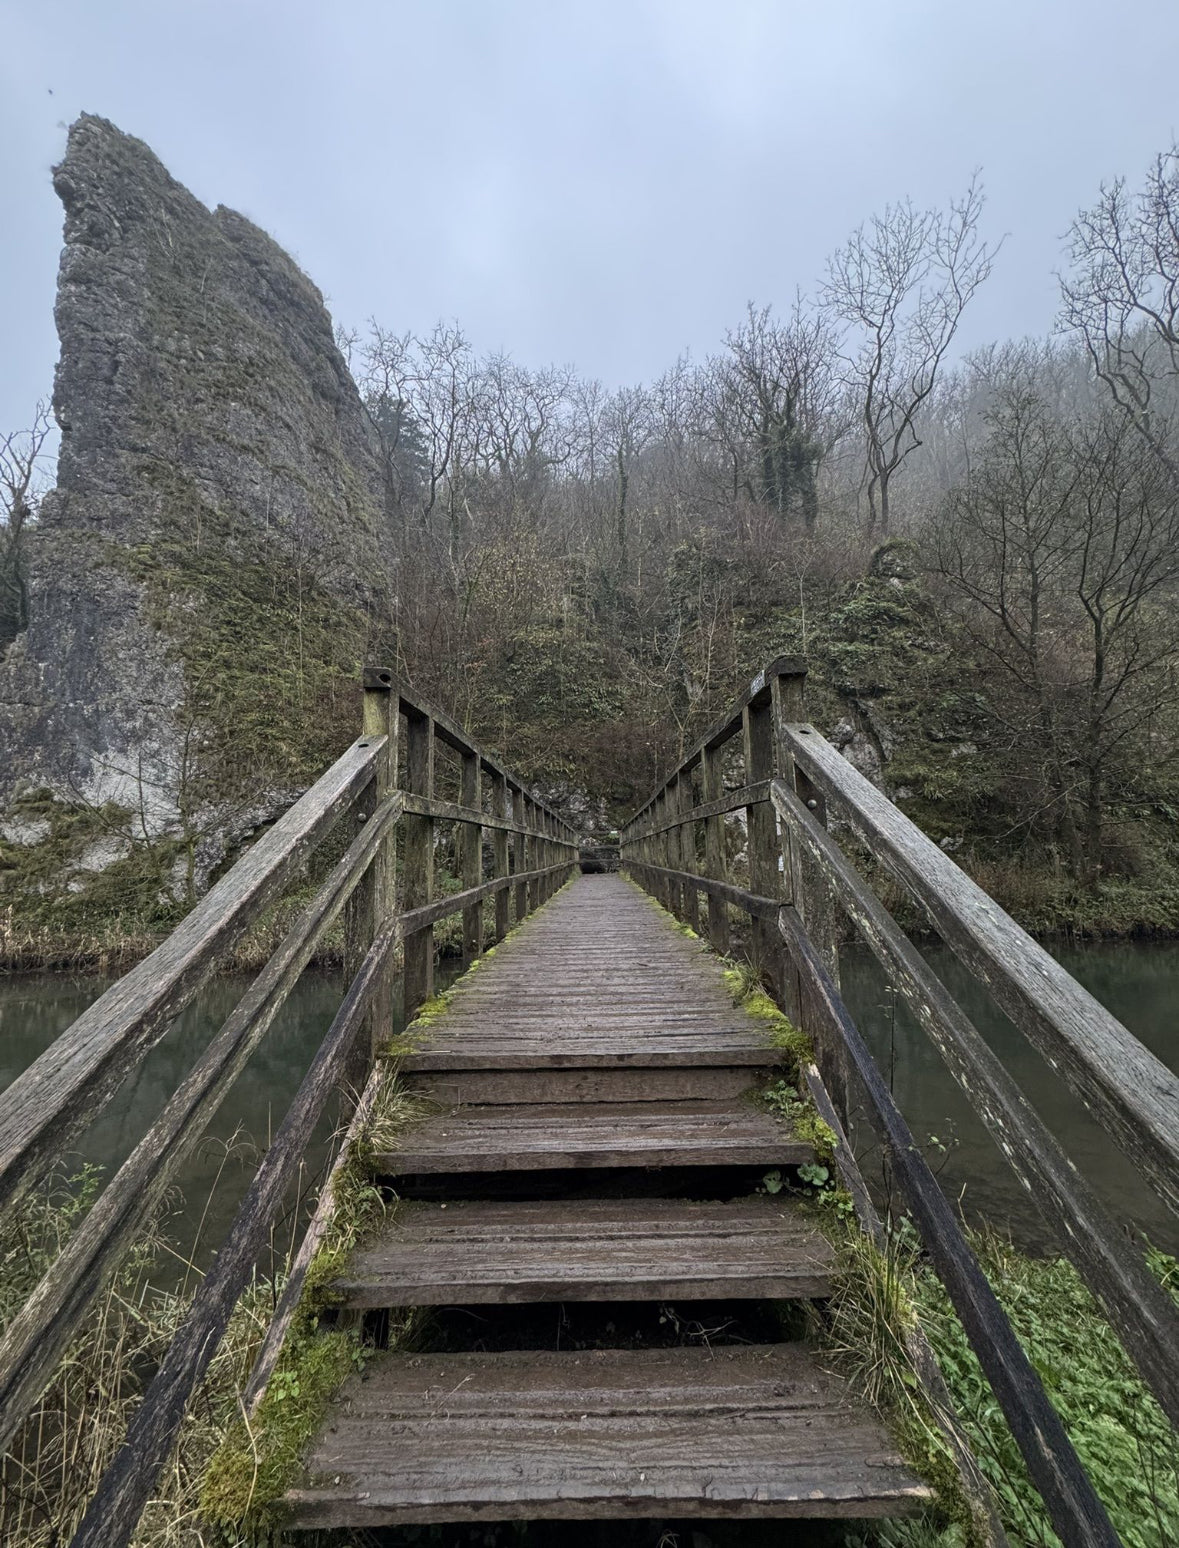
[0,666,578,1541]
[777,907,1120,1548]
[71,908,407,1548]
[0,791,405,1453]
[621,654,1179,1546]
[780,721,1179,1221]
[0,733,387,1217]
[771,774,1179,1429]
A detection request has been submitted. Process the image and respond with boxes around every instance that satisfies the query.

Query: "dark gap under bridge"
[0,659,1176,1547]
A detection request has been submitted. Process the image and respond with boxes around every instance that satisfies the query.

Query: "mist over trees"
[9,151,1179,927]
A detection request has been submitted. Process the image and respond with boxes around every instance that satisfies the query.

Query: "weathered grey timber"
[1,670,577,1538]
[0,789,404,1453]
[332,1196,835,1304]
[375,1096,812,1173]
[772,775,1179,1429]
[0,733,385,1216]
[782,721,1179,1219]
[777,907,1120,1548]
[620,655,1178,1548]
[399,874,778,1075]
[285,1346,932,1526]
[70,912,406,1548]
[25,657,1167,1543]
[278,866,933,1530]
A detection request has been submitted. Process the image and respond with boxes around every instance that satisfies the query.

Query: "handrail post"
[667,777,685,919]
[769,661,848,1114]
[403,705,435,1018]
[511,782,527,923]
[743,688,780,997]
[525,797,538,915]
[346,665,398,1073]
[678,769,700,933]
[460,750,483,964]
[770,664,838,986]
[701,742,730,954]
[655,789,671,909]
[492,771,510,942]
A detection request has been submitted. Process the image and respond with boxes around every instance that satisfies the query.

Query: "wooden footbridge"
[1,660,1177,1546]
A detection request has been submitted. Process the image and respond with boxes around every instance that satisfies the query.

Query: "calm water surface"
[842,938,1179,1254]
[0,962,464,1282]
[1,941,1175,1274]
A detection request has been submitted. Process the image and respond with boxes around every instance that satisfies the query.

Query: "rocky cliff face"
[0,116,394,922]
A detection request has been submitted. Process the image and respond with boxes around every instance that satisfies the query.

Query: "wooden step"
[284,1344,931,1526]
[330,1195,835,1305]
[375,1099,812,1174]
[403,1065,767,1105]
[398,1035,777,1071]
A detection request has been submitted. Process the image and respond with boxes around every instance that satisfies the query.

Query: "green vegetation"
[0,1165,273,1548]
[832,1224,1179,1548]
[201,1069,429,1530]
[721,959,814,1072]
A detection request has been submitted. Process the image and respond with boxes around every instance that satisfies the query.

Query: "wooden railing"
[621,656,1179,1548]
[0,668,577,1544]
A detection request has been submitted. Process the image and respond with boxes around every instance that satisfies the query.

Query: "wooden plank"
[782,724,1179,1220]
[744,696,779,989]
[625,862,778,919]
[701,742,731,953]
[344,668,398,1077]
[331,1196,834,1305]
[0,792,404,1454]
[773,776,1179,1428]
[401,1044,779,1070]
[69,912,405,1548]
[398,865,564,936]
[676,770,700,933]
[0,734,384,1219]
[777,905,1121,1548]
[628,780,771,842]
[286,1344,930,1526]
[395,875,779,1069]
[400,791,553,840]
[403,1067,767,1105]
[511,782,527,923]
[373,1098,813,1173]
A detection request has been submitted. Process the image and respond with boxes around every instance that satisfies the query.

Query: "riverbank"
[0,871,477,975]
[5,861,1178,975]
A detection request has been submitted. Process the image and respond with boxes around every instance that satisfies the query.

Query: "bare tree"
[717,299,846,529]
[1060,143,1179,470]
[823,176,998,535]
[937,375,1179,878]
[1,403,52,650]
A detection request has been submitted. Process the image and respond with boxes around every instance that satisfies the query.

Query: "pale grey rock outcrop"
[0,116,391,858]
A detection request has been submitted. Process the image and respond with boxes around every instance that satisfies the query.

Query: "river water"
[842,938,1179,1254]
[0,940,1175,1274]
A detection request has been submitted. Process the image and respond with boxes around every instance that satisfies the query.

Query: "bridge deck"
[284,874,929,1526]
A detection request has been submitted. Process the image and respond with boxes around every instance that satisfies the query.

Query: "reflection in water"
[0,961,463,1283]
[0,973,345,1282]
[841,939,1179,1255]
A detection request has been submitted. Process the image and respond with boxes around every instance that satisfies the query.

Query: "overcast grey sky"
[3,0,1177,431]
